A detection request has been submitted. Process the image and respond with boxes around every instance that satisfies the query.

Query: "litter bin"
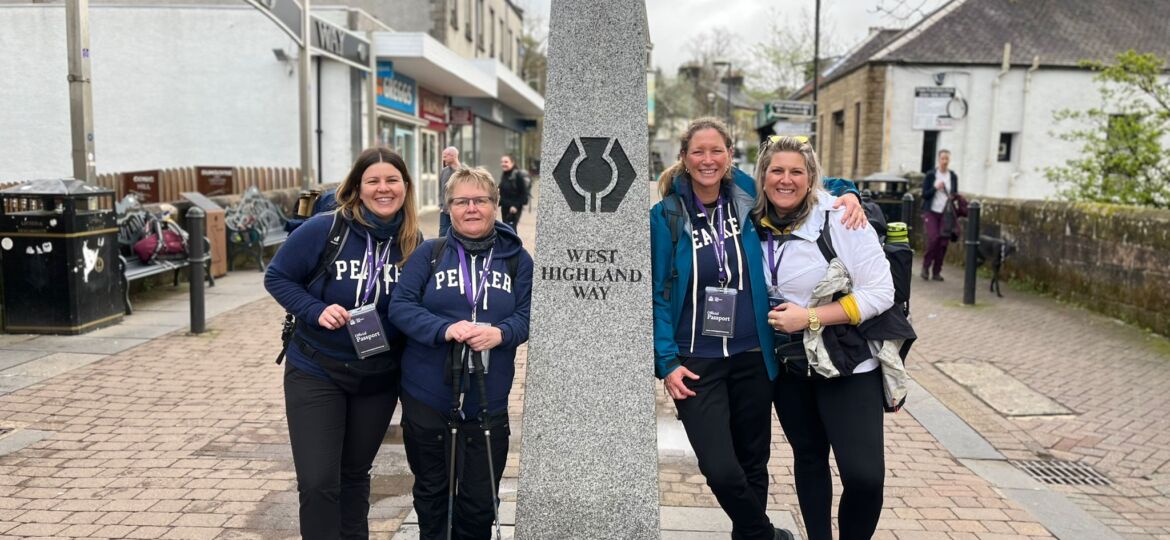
[858,172,912,223]
[0,179,123,334]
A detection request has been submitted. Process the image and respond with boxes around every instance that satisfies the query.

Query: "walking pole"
[447,344,467,540]
[470,350,503,540]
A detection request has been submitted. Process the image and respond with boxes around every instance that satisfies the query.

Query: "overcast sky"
[518,0,948,77]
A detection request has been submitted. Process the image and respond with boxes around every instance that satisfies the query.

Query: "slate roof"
[789,28,902,99]
[790,0,1170,99]
[874,0,1170,68]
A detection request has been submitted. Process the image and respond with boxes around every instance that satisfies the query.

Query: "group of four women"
[265,115,893,540]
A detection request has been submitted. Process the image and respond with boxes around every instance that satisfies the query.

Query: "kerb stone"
[514,1,657,539]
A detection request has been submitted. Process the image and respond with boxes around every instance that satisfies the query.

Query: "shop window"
[997,132,1015,162]
[465,0,472,40]
[477,0,484,51]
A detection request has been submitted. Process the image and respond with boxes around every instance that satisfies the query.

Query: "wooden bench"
[118,241,214,315]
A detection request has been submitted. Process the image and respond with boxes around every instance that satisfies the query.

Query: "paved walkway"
[1,194,1168,539]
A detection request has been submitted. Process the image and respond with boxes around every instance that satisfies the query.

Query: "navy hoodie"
[265,211,405,379]
[389,222,532,416]
[673,180,759,359]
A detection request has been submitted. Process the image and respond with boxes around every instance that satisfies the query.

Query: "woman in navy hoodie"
[265,147,421,539]
[389,166,532,540]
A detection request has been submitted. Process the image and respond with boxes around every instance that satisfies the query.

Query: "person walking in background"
[498,154,529,231]
[438,147,461,237]
[264,147,421,539]
[921,149,959,281]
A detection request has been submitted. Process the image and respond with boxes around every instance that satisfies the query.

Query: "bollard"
[901,192,914,232]
[962,200,981,305]
[187,207,207,333]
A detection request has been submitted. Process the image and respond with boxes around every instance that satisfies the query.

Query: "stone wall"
[931,198,1170,336]
[815,65,886,179]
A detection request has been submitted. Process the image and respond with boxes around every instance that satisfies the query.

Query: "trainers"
[920,268,930,281]
[774,528,795,540]
[932,274,945,281]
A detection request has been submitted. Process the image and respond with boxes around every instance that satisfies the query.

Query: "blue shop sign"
[377,60,416,115]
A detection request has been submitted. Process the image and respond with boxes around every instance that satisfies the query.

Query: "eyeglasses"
[760,134,811,152]
[449,196,496,209]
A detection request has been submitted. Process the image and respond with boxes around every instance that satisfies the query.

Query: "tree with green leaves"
[1046,50,1170,208]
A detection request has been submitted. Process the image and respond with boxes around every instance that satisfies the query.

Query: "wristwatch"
[807,308,822,331]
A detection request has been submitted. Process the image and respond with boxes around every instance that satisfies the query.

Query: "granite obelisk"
[514,1,658,538]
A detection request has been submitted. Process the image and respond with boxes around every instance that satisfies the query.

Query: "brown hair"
[656,116,734,198]
[335,147,421,262]
[752,136,824,227]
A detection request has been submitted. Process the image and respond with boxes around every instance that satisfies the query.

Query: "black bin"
[857,173,912,224]
[0,179,123,334]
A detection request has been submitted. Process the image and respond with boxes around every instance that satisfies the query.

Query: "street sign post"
[243,0,372,189]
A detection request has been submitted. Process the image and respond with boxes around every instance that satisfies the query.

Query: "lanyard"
[692,192,729,285]
[766,230,791,285]
[361,233,393,306]
[455,242,495,322]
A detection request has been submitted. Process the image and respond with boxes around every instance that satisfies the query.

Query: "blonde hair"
[444,166,499,204]
[335,147,420,262]
[656,117,734,198]
[752,136,824,226]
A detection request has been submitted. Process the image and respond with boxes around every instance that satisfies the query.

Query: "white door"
[418,130,440,209]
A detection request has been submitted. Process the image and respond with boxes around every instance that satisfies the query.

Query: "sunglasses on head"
[760,134,811,152]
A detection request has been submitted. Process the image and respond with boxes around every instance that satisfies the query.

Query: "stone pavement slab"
[935,360,1072,417]
[909,257,1170,537]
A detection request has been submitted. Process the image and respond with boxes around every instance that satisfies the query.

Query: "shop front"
[376,60,426,204]
[417,87,449,210]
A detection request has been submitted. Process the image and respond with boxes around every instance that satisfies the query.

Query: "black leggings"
[401,392,509,540]
[773,368,884,540]
[674,351,775,540]
[284,364,400,540]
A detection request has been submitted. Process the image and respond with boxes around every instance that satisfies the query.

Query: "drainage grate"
[1012,459,1111,486]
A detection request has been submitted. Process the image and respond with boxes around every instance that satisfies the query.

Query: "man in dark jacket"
[497,154,529,230]
[920,149,958,281]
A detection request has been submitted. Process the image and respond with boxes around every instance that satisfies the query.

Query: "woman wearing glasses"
[265,147,420,539]
[650,118,864,540]
[754,136,894,540]
[389,166,533,539]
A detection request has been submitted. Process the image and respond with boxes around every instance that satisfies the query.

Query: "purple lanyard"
[766,231,789,285]
[455,242,495,321]
[693,192,728,285]
[361,233,393,306]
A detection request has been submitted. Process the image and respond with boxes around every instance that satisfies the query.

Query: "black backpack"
[816,208,913,317]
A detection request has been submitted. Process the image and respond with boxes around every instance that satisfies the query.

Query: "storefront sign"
[913,87,956,131]
[196,167,235,197]
[450,107,473,126]
[377,61,417,115]
[122,170,160,203]
[418,88,448,127]
[244,0,370,71]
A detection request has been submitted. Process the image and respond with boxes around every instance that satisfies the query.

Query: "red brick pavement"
[908,260,1170,538]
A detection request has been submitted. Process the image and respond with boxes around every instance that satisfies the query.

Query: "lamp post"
[713,60,732,138]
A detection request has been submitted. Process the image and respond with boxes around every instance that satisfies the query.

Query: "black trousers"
[401,392,509,540]
[773,368,885,540]
[284,364,400,540]
[502,206,523,230]
[674,351,775,540]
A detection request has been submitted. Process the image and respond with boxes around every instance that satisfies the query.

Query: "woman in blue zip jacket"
[650,118,863,540]
[389,166,532,540]
[265,147,422,539]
